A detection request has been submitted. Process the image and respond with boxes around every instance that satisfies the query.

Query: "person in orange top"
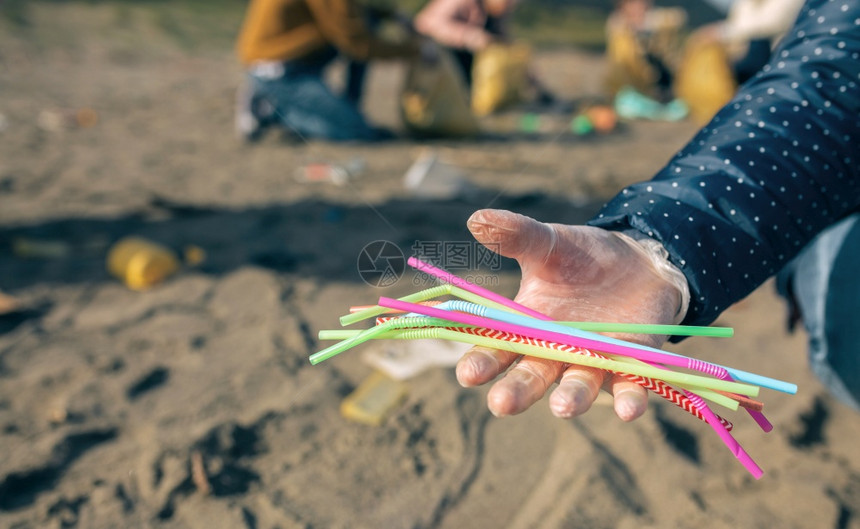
[235,0,420,141]
[413,0,559,109]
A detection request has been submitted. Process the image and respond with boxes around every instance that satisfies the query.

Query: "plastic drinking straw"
[340,285,451,326]
[316,316,753,396]
[383,297,744,385]
[714,391,764,412]
[436,324,739,415]
[409,256,549,319]
[444,296,777,430]
[340,284,521,326]
[439,299,732,380]
[349,300,444,313]
[370,317,757,409]
[447,324,738,420]
[685,390,764,479]
[343,283,733,337]
[406,257,796,395]
[556,321,732,338]
[400,267,782,431]
[319,324,741,414]
[355,305,733,337]
[744,408,774,432]
[379,325,756,396]
[310,316,459,365]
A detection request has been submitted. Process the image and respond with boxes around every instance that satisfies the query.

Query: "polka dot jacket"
[589,0,860,328]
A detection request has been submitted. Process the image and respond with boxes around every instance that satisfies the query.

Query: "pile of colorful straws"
[312,257,797,479]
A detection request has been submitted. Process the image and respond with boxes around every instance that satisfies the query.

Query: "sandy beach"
[2,3,860,528]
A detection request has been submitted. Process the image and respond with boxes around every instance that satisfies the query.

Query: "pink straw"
[379,297,747,385]
[409,256,774,431]
[447,324,734,430]
[403,260,769,472]
[380,297,762,476]
[684,391,764,479]
[409,257,548,319]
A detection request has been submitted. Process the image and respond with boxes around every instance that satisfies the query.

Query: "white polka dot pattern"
[590,0,860,328]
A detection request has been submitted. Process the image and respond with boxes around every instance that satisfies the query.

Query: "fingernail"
[487,372,534,417]
[614,390,646,421]
[467,210,489,225]
[486,387,508,417]
[550,380,591,418]
[456,347,496,387]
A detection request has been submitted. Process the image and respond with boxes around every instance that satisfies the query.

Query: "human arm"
[305,0,419,60]
[459,0,859,420]
[589,0,860,328]
[414,0,495,51]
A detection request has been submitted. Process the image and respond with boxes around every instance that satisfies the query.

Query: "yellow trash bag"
[675,37,738,125]
[400,51,480,138]
[605,28,656,98]
[471,42,531,117]
[604,8,686,99]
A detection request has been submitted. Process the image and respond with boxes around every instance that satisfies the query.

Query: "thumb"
[467,209,557,266]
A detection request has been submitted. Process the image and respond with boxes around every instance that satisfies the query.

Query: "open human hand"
[457,209,687,421]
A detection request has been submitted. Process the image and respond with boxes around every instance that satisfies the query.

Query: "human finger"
[455,346,519,387]
[547,365,607,419]
[467,209,557,265]
[604,373,649,422]
[485,356,566,417]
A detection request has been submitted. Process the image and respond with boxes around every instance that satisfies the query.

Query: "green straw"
[339,284,523,326]
[383,328,759,396]
[311,316,458,364]
[317,327,741,410]
[557,321,732,338]
[339,285,449,326]
[338,285,733,338]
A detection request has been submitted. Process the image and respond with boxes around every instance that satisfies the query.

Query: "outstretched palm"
[457,209,684,421]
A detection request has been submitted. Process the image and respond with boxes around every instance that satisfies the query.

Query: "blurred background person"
[694,0,806,84]
[604,0,688,121]
[674,0,805,123]
[234,0,420,142]
[414,0,559,111]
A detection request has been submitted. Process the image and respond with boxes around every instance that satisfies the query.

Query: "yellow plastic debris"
[107,237,180,291]
[340,370,408,426]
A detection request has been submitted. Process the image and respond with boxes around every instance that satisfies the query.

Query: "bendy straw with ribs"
[313,257,797,479]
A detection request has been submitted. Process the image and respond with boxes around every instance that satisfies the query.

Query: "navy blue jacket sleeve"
[588,0,860,327]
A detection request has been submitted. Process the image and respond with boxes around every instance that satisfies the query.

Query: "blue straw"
[427,300,796,395]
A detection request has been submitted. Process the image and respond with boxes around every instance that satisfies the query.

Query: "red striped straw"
[375,316,733,430]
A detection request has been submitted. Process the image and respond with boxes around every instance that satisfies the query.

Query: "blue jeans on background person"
[244,47,389,142]
[777,213,860,411]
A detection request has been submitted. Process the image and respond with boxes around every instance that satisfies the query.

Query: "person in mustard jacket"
[235,0,420,141]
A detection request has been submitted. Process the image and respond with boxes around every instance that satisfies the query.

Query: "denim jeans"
[247,48,386,141]
[777,213,860,410]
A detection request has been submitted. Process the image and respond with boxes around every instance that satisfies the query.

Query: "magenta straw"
[409,256,775,431]
[379,297,755,396]
[746,409,774,432]
[685,391,764,479]
[409,257,548,319]
[381,296,762,475]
